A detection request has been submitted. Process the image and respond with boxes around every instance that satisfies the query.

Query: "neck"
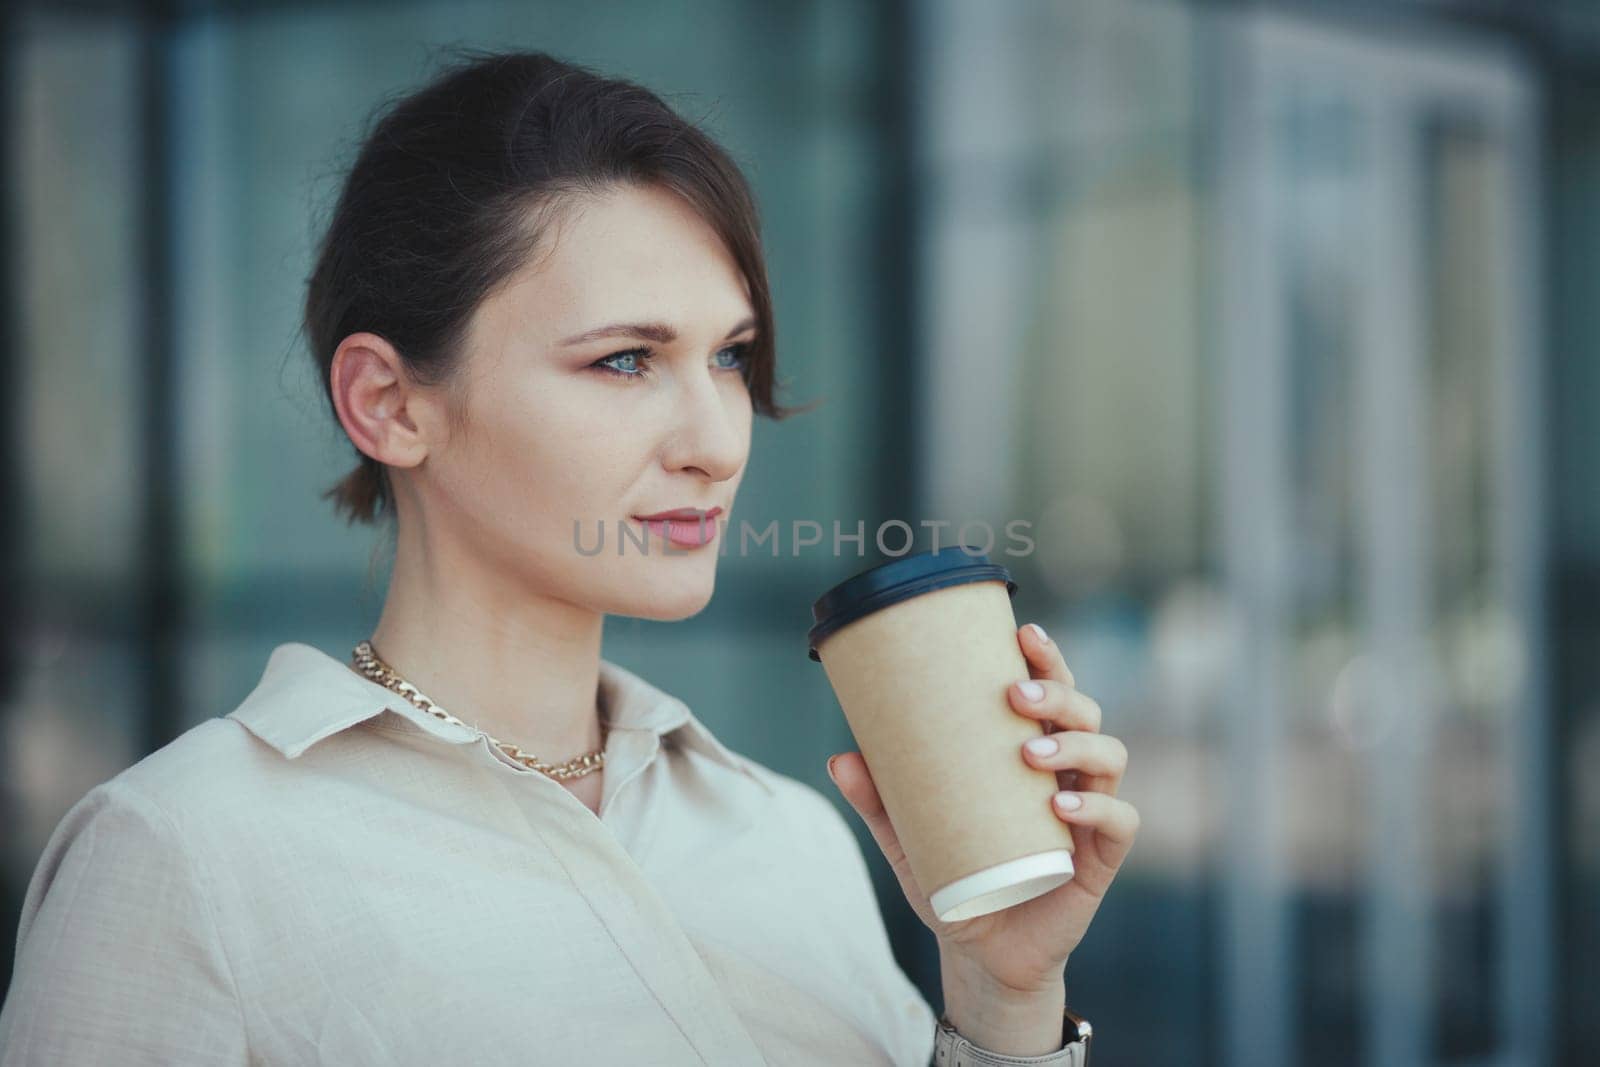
[366,517,607,762]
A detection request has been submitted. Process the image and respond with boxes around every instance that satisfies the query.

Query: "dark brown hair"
[304,47,810,527]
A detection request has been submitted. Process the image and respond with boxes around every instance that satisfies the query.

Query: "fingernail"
[1054,791,1082,812]
[1028,623,1049,644]
[1018,680,1045,702]
[1024,736,1058,757]
[826,755,840,784]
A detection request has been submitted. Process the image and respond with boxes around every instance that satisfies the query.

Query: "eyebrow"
[559,315,757,347]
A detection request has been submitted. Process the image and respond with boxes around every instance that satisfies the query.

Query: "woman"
[0,49,1137,1066]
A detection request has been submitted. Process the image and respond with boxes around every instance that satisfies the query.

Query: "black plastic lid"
[806,546,1018,662]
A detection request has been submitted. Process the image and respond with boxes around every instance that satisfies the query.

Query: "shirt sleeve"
[0,780,248,1066]
[808,787,939,1067]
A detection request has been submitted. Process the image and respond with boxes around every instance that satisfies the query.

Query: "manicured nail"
[826,755,840,784]
[1028,623,1049,644]
[1054,791,1083,812]
[1024,736,1058,757]
[1018,680,1045,702]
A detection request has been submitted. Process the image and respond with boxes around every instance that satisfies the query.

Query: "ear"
[329,332,435,470]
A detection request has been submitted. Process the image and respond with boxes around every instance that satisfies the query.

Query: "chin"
[611,570,718,622]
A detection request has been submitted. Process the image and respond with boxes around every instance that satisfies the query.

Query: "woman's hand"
[827,621,1140,998]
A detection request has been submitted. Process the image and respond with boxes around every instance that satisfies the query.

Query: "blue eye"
[714,343,753,373]
[592,348,652,380]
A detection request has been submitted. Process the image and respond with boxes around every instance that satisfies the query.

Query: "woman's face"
[406,182,756,621]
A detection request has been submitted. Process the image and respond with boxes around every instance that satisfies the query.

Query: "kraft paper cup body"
[808,552,1075,922]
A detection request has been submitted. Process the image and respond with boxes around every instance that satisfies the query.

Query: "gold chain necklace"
[350,640,606,781]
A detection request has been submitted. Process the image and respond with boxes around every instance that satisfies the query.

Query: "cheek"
[507,416,640,534]
[473,373,616,474]
[437,385,593,532]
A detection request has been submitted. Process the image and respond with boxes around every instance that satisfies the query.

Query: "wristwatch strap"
[932,1005,1091,1066]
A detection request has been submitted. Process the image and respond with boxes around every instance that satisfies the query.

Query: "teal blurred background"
[3,1,1598,1064]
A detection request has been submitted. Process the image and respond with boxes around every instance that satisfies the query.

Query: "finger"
[1019,622,1074,689]
[1050,790,1141,857]
[1008,678,1102,734]
[1020,730,1127,781]
[826,751,918,892]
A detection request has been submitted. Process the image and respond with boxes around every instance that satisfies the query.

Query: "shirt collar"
[225,642,774,796]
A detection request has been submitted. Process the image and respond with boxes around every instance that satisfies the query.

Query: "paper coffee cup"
[807,546,1075,922]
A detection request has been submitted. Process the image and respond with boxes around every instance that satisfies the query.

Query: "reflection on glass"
[1277,82,1369,1059]
[18,20,143,582]
[4,629,140,872]
[1422,108,1508,1061]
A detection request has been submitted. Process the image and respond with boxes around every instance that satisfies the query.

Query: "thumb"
[827,751,917,897]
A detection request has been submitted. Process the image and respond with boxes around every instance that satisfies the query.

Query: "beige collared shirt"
[0,641,938,1065]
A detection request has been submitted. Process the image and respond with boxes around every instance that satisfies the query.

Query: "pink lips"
[632,507,723,549]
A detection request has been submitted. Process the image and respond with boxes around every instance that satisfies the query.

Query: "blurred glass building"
[2,1,1597,1065]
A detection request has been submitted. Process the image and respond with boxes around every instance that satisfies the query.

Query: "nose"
[660,367,748,483]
